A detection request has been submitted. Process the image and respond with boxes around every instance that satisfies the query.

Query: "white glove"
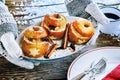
[0,2,35,69]
[65,0,110,25]
[0,32,34,69]
[85,2,110,25]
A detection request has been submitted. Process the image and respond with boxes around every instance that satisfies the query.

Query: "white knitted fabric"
[64,0,73,5]
[0,2,16,25]
[65,0,92,18]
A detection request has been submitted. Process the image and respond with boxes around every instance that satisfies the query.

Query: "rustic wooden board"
[1,0,120,79]
[0,33,120,80]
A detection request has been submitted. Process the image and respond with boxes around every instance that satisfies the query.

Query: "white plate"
[67,47,120,80]
[16,16,95,62]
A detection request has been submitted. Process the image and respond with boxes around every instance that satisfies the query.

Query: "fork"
[89,58,107,80]
[71,58,107,80]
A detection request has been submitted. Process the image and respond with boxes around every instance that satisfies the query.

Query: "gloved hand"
[0,1,34,69]
[65,0,110,25]
[0,32,34,69]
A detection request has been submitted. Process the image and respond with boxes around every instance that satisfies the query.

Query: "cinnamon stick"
[61,23,70,49]
[44,43,57,58]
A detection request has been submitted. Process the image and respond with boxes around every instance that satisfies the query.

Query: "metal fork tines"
[71,57,107,80]
[89,58,107,80]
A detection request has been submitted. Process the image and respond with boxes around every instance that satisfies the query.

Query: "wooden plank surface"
[1,0,120,80]
[0,33,120,80]
[5,0,68,27]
